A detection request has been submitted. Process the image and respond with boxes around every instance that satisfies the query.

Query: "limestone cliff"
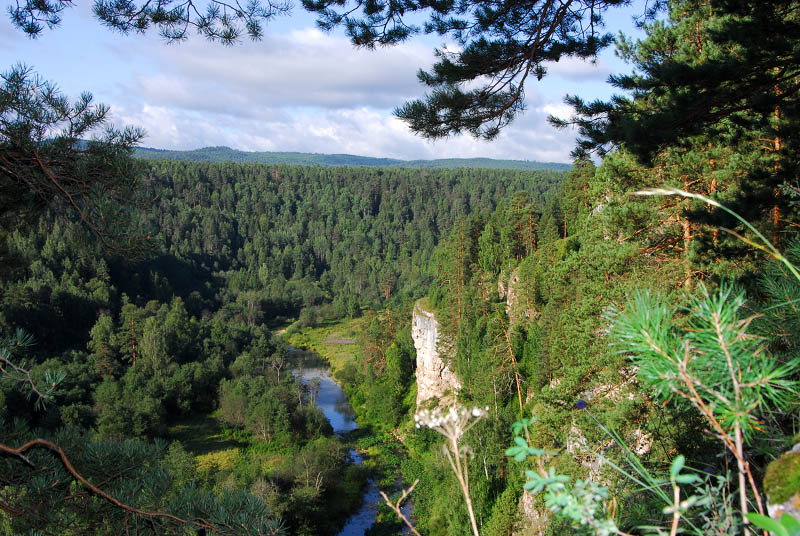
[412,299,460,408]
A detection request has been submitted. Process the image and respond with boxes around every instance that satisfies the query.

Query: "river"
[293,364,384,536]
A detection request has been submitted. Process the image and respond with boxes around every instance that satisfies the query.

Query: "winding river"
[293,364,383,536]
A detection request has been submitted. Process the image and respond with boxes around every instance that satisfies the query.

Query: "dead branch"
[380,479,422,536]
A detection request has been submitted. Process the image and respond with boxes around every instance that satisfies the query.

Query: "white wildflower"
[414,403,487,442]
[412,403,488,536]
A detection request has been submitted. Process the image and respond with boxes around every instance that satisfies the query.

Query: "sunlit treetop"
[557,0,800,160]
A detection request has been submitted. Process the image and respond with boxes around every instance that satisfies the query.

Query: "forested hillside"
[331,158,799,535]
[327,0,800,534]
[0,159,562,534]
[134,146,572,171]
[3,0,800,534]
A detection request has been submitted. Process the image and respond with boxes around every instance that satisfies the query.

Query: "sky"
[0,2,648,163]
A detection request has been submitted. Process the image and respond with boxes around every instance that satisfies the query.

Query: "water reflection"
[336,480,382,536]
[294,367,356,435]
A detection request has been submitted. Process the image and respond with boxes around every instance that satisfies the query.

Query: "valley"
[3,1,800,533]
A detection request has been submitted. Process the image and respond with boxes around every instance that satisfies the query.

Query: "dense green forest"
[340,0,800,533]
[3,0,800,534]
[134,147,572,171]
[0,158,562,534]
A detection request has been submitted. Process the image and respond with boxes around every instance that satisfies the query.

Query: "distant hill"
[134,146,571,171]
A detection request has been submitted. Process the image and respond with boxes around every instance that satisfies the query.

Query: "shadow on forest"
[4,288,97,353]
[112,254,216,305]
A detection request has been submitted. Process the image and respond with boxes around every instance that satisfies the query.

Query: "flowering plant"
[413,404,488,536]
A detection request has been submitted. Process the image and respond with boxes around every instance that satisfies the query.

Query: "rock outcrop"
[412,299,460,408]
[765,442,800,520]
[565,367,651,481]
[517,491,548,536]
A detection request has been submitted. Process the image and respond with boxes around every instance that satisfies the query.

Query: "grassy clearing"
[270,316,296,336]
[167,415,291,478]
[166,414,248,456]
[286,317,365,372]
[196,448,240,472]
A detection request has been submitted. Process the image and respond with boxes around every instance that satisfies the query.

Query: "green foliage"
[747,513,800,536]
[0,421,285,535]
[480,485,522,536]
[608,284,800,443]
[507,419,620,536]
[10,0,290,41]
[564,0,800,282]
[507,412,749,535]
[0,329,64,408]
[5,9,563,536]
[759,240,800,352]
[1,64,150,258]
[409,101,800,532]
[568,0,800,162]
[7,2,800,532]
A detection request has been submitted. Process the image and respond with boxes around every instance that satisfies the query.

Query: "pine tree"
[562,0,800,280]
[0,65,151,258]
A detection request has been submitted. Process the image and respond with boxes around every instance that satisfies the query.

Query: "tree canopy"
[5,0,800,533]
[0,64,151,257]
[9,0,292,42]
[560,0,800,160]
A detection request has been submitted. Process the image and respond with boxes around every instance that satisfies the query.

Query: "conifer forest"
[2,1,800,535]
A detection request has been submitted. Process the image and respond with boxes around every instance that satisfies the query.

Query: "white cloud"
[103,25,578,162]
[129,27,435,113]
[539,103,574,121]
[115,96,577,163]
[544,56,612,81]
[0,5,598,165]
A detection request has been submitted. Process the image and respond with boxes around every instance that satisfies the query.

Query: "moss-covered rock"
[765,450,800,505]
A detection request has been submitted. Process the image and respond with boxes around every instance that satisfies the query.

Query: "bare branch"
[379,479,421,536]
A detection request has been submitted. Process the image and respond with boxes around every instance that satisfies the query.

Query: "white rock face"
[564,368,651,481]
[412,301,460,408]
[505,268,521,317]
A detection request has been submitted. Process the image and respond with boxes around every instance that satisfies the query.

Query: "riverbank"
[156,336,368,536]
[285,317,417,536]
